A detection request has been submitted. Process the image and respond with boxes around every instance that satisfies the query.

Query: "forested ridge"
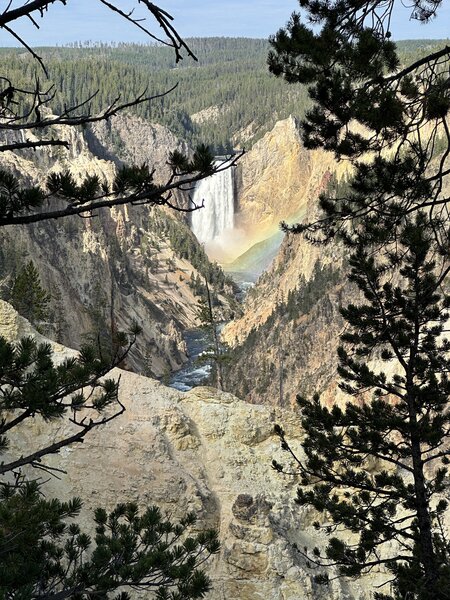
[0,38,307,151]
[1,37,444,152]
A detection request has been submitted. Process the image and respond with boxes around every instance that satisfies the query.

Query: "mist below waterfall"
[191,163,235,247]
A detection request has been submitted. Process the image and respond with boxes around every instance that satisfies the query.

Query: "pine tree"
[10,260,51,324]
[196,280,229,391]
[269,5,450,596]
[274,215,450,599]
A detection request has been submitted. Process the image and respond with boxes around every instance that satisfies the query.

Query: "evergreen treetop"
[269,1,450,245]
[10,261,51,325]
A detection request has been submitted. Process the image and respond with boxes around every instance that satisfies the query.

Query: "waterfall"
[190,162,234,245]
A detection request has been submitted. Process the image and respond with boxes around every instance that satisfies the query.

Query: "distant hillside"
[2,35,446,152]
[0,38,309,152]
[0,37,446,152]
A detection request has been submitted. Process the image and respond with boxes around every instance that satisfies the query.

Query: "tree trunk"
[205,280,223,391]
[407,385,440,595]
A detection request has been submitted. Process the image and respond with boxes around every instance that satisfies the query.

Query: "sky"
[2,0,449,47]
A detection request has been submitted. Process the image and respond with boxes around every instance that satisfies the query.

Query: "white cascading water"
[190,161,234,245]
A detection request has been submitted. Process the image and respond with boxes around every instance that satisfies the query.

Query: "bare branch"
[0,139,69,153]
[0,1,64,27]
[0,85,179,132]
[0,402,125,476]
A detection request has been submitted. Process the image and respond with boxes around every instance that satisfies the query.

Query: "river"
[168,328,212,391]
[168,275,254,392]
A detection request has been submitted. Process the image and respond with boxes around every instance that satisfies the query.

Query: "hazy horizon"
[4,0,449,46]
[1,35,448,50]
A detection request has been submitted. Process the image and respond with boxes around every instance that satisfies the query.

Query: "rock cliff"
[222,227,351,406]
[224,122,352,406]
[0,114,235,377]
[3,300,382,600]
[233,117,341,255]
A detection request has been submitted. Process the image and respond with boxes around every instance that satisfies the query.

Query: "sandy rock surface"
[2,301,381,599]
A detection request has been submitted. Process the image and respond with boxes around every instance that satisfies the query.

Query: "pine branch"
[0,152,243,225]
[0,401,125,475]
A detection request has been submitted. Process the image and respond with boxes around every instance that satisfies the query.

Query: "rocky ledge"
[2,300,379,599]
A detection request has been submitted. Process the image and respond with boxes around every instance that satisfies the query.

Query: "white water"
[191,162,234,245]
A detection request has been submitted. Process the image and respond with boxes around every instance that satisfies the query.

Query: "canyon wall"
[232,117,342,258]
[224,116,352,406]
[3,300,382,600]
[0,115,235,377]
[222,227,351,407]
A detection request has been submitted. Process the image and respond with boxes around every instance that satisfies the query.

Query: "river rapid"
[168,275,254,392]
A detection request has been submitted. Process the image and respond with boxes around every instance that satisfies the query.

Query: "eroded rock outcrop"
[223,198,351,407]
[4,301,380,599]
[222,115,355,406]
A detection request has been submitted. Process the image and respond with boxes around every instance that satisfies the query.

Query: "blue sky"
[4,0,449,45]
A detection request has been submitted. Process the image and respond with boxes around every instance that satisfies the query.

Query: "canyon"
[2,300,383,599]
[0,113,238,378]
[3,38,444,598]
[0,108,346,398]
[0,109,367,598]
[1,23,450,600]
[0,106,367,598]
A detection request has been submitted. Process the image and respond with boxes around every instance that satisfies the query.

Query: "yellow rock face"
[235,116,337,251]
